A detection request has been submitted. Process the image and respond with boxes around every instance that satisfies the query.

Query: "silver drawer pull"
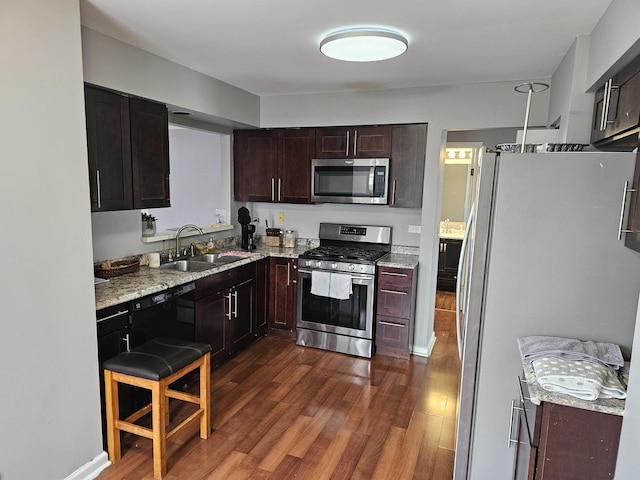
[379,321,405,327]
[380,271,408,277]
[97,310,128,322]
[380,289,407,295]
[517,376,531,403]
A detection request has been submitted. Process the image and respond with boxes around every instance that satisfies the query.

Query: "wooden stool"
[103,337,211,479]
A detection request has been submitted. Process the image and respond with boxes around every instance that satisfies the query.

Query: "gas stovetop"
[299,245,388,263]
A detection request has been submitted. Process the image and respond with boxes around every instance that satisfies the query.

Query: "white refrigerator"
[453,151,640,479]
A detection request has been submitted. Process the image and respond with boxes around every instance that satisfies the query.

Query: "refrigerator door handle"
[456,204,474,359]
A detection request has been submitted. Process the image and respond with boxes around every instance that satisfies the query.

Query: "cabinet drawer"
[96,305,129,337]
[376,315,410,349]
[377,284,412,318]
[195,262,255,300]
[377,266,413,287]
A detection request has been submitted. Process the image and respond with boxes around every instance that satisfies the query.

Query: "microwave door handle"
[368,167,375,196]
[345,130,350,156]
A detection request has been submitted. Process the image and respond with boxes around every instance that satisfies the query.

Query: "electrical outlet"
[408,225,421,234]
[276,212,285,224]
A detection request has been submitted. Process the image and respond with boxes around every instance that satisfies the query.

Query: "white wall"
[0,1,104,479]
[81,27,261,128]
[586,0,640,89]
[548,36,595,143]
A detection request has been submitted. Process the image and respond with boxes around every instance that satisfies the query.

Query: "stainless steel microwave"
[311,158,389,204]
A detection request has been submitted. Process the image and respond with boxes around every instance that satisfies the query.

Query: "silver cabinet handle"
[96,170,101,209]
[278,177,282,202]
[225,292,232,320]
[233,290,238,318]
[121,333,130,352]
[271,178,275,202]
[380,289,407,295]
[353,129,358,156]
[379,320,405,327]
[508,399,525,448]
[97,309,128,322]
[380,271,408,277]
[346,130,350,156]
[600,79,610,131]
[618,180,637,240]
[392,179,397,205]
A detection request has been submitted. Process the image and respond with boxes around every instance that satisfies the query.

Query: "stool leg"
[104,369,121,463]
[151,379,167,480]
[200,352,211,439]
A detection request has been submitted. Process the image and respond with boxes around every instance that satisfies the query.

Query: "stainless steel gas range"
[296,223,392,358]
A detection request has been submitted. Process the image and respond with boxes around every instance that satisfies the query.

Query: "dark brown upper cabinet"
[84,85,170,212]
[591,55,640,149]
[315,126,392,158]
[389,124,427,208]
[234,128,315,204]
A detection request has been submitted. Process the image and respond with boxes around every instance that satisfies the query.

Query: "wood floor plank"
[97,306,460,480]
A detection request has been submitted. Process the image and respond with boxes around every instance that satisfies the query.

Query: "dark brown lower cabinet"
[375,265,417,359]
[268,257,297,337]
[513,391,622,479]
[96,304,131,448]
[194,263,256,367]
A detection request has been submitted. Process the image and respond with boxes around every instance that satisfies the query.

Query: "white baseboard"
[412,334,437,357]
[64,452,110,480]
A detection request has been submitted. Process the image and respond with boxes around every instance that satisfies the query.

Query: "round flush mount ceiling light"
[320,28,408,62]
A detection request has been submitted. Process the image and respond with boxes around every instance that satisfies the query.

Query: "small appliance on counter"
[238,207,256,251]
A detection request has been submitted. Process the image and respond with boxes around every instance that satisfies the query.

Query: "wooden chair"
[103,337,211,479]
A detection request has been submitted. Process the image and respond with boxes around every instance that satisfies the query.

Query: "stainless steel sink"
[190,254,243,264]
[157,260,213,272]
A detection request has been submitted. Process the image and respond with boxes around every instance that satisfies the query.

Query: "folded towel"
[329,273,352,300]
[310,271,352,300]
[532,356,626,401]
[517,335,624,370]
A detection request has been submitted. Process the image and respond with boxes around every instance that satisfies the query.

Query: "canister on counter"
[284,230,297,248]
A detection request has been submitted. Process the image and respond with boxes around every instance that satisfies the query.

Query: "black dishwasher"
[129,282,196,347]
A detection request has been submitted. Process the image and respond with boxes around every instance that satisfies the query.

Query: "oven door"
[296,267,375,339]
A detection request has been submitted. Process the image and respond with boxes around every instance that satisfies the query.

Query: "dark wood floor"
[97,308,460,480]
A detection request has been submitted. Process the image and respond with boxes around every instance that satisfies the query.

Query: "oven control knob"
[331,263,338,269]
[348,264,355,271]
[315,260,322,268]
[306,260,312,267]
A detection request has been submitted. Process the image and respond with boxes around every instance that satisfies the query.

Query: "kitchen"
[3,1,640,479]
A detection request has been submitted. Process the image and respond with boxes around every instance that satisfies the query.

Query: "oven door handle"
[298,268,374,281]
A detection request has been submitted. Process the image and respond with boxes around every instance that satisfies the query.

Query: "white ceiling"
[80,0,613,97]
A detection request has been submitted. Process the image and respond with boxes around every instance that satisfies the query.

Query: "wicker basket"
[94,256,140,279]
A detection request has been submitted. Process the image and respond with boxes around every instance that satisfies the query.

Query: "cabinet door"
[278,128,314,203]
[437,239,462,291]
[268,258,297,333]
[353,126,392,158]
[195,289,229,367]
[230,278,256,353]
[130,97,170,208]
[376,315,410,351]
[234,129,278,202]
[513,406,536,480]
[315,127,350,158]
[536,403,622,479]
[255,258,269,336]
[390,124,426,208]
[84,86,132,212]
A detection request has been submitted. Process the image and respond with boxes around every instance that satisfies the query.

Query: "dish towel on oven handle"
[311,271,352,300]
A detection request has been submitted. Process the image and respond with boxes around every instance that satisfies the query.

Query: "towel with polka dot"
[532,356,627,401]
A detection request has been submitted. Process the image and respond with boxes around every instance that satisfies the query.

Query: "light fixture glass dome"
[320,28,408,62]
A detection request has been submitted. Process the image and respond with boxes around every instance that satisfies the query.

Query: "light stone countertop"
[521,357,626,416]
[95,243,419,312]
[377,253,419,269]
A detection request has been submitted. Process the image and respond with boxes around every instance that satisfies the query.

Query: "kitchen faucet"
[175,224,203,257]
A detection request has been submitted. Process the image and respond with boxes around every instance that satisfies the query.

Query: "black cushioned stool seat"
[103,337,211,480]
